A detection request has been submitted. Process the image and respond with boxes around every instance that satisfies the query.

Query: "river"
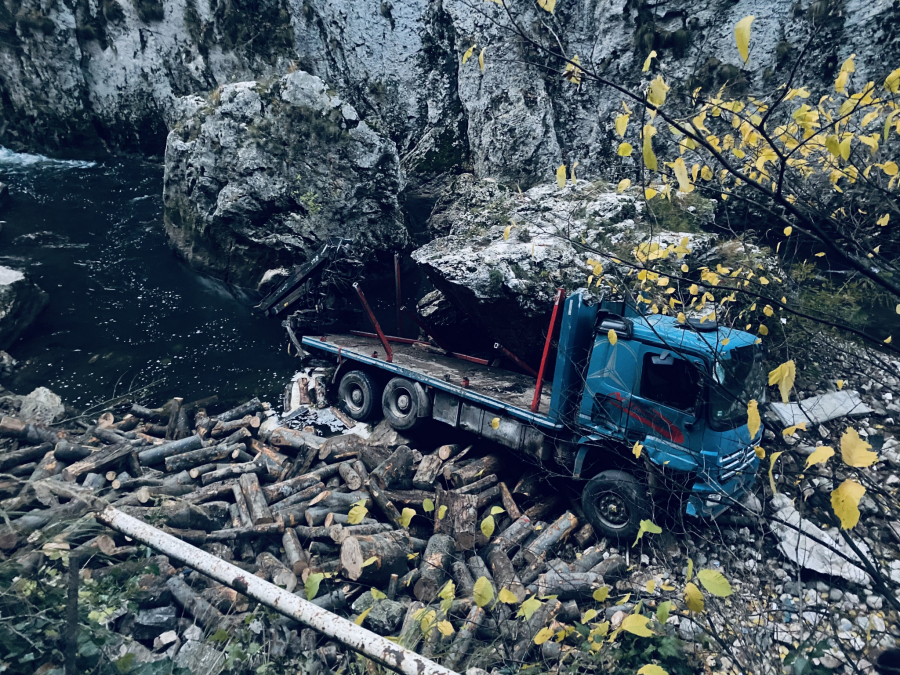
[0,149,299,410]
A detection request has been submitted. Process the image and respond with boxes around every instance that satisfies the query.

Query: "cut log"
[572,545,606,573]
[443,605,484,671]
[474,485,501,510]
[437,444,467,461]
[53,440,94,462]
[574,523,594,548]
[263,473,327,504]
[370,445,415,491]
[200,584,250,614]
[0,441,55,471]
[488,548,526,602]
[536,570,603,600]
[201,461,267,486]
[166,577,229,629]
[0,417,61,445]
[220,427,252,447]
[454,473,499,496]
[210,415,260,439]
[498,482,522,520]
[257,552,297,592]
[519,511,578,566]
[250,439,289,466]
[323,512,379,527]
[434,486,478,551]
[338,461,363,491]
[137,435,204,466]
[444,455,502,489]
[451,561,476,597]
[412,454,443,490]
[232,484,254,527]
[352,460,369,486]
[120,502,229,531]
[513,472,542,497]
[489,514,533,556]
[164,443,235,473]
[329,523,395,544]
[382,489,435,508]
[164,397,183,441]
[524,493,560,520]
[239,472,273,525]
[366,480,402,528]
[511,599,560,662]
[413,533,454,602]
[63,442,137,482]
[518,552,547,586]
[340,533,409,583]
[358,444,392,472]
[271,482,324,511]
[129,404,167,423]
[278,503,311,527]
[214,397,263,423]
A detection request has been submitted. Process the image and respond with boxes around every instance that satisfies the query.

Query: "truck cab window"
[639,353,701,412]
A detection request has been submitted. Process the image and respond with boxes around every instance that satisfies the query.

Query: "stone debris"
[769,390,873,428]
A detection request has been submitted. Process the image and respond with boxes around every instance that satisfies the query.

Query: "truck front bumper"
[685,461,760,518]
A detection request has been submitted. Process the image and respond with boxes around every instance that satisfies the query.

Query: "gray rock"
[0,182,8,206]
[132,606,177,641]
[0,266,49,351]
[678,617,703,641]
[590,554,627,582]
[163,72,405,287]
[174,640,226,675]
[18,387,65,425]
[0,351,17,378]
[363,599,405,635]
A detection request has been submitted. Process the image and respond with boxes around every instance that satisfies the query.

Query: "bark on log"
[0,441,54,471]
[437,444,468,461]
[519,511,578,566]
[239,473,273,525]
[0,417,61,444]
[263,473,327,505]
[523,493,560,520]
[340,533,409,583]
[444,455,502,489]
[232,484,254,527]
[454,473,498,496]
[164,398,183,441]
[63,442,137,482]
[412,454,443,490]
[488,549,526,602]
[54,441,94,462]
[137,435,204,466]
[366,480,402,528]
[250,439,289,466]
[413,533,454,602]
[164,443,235,473]
[451,561,476,598]
[518,552,547,586]
[215,398,263,424]
[257,551,297,592]
[338,461,363,491]
[474,485,501,511]
[351,460,369,486]
[536,570,603,600]
[434,486,478,551]
[200,584,250,614]
[201,461,267,486]
[573,523,595,548]
[498,482,522,520]
[129,404,167,423]
[210,415,260,438]
[382,489,435,508]
[83,473,107,489]
[166,576,229,629]
[271,483,324,511]
[358,445,392,472]
[283,528,311,575]
[511,599,560,662]
[329,523,394,544]
[443,605,484,672]
[489,514,533,556]
[370,445,415,491]
[121,501,229,531]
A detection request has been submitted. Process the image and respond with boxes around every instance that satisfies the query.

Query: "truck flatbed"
[302,334,562,430]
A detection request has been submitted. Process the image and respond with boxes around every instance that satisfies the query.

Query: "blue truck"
[299,289,766,540]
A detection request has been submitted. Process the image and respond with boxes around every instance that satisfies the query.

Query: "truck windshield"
[708,345,767,431]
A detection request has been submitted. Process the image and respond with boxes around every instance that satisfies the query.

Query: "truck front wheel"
[582,470,650,541]
[382,377,428,431]
[338,370,379,421]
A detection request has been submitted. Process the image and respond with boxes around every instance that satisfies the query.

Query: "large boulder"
[163,72,406,286]
[0,266,48,351]
[411,175,723,360]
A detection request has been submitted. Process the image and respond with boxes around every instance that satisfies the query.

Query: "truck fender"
[413,382,433,418]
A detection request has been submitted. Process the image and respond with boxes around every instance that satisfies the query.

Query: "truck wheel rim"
[397,394,411,413]
[596,493,630,529]
[345,385,365,412]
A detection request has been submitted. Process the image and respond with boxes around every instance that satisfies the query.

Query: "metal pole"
[530,289,566,413]
[394,253,403,336]
[493,343,539,377]
[95,506,458,675]
[400,306,454,353]
[353,282,393,363]
[349,331,490,366]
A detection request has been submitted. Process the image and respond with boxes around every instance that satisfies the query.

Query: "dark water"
[0,148,298,410]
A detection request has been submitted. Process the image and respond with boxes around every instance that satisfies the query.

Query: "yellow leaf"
[571,161,579,184]
[534,627,555,645]
[537,0,555,12]
[462,44,477,65]
[746,400,760,439]
[642,50,657,72]
[878,214,890,226]
[621,614,653,637]
[437,504,448,520]
[768,451,783,494]
[697,569,732,597]
[481,515,495,538]
[490,417,500,429]
[805,446,834,469]
[371,588,386,600]
[478,48,485,72]
[840,427,878,467]
[362,556,377,567]
[686,558,693,581]
[647,75,669,108]
[700,165,713,180]
[491,506,505,515]
[782,422,806,437]
[498,587,519,604]
[831,479,865,529]
[617,178,631,193]
[684,582,705,612]
[436,619,455,637]
[517,596,542,620]
[615,113,630,137]
[617,142,633,157]
[638,666,669,675]
[305,572,324,600]
[883,161,898,176]
[837,379,844,390]
[643,124,658,170]
[885,67,900,93]
[768,360,796,403]
[423,498,434,513]
[676,312,686,324]
[400,508,415,528]
[887,336,894,344]
[839,136,851,160]
[646,579,656,593]
[355,606,374,625]
[755,446,765,459]
[783,226,792,236]
[593,586,610,602]
[347,504,368,525]
[633,519,661,547]
[632,441,643,458]
[608,329,618,345]
[758,324,768,336]
[556,164,567,188]
[734,16,754,63]
[644,187,657,199]
[581,608,598,623]
[656,600,672,623]
[473,577,494,607]
[419,609,436,635]
[672,157,693,193]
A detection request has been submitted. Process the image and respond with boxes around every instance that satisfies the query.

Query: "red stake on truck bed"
[531,288,566,413]
[352,283,393,363]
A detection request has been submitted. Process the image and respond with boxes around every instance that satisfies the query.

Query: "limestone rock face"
[18,387,65,425]
[0,266,48,351]
[162,72,406,286]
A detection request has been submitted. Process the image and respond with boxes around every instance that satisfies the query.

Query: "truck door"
[626,347,705,455]
[578,337,641,440]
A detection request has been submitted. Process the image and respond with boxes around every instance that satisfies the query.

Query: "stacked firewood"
[0,396,629,672]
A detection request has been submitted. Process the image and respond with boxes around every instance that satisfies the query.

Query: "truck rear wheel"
[582,470,649,541]
[338,370,379,421]
[382,377,427,431]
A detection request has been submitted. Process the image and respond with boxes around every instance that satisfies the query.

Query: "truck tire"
[338,370,379,421]
[382,377,427,431]
[582,470,649,541]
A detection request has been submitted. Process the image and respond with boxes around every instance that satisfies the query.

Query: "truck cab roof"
[617,312,760,360]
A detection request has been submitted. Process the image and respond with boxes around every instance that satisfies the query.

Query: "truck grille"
[719,444,757,482]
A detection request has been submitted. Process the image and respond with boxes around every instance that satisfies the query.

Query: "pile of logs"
[0,394,630,673]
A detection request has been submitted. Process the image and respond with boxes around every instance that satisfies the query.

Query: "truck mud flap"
[433,390,461,426]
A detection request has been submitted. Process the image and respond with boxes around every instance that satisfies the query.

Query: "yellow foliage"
[768,360,796,403]
[840,427,878,467]
[747,399,761,439]
[831,479,865,529]
[684,582,704,612]
[617,178,631,193]
[805,446,835,469]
